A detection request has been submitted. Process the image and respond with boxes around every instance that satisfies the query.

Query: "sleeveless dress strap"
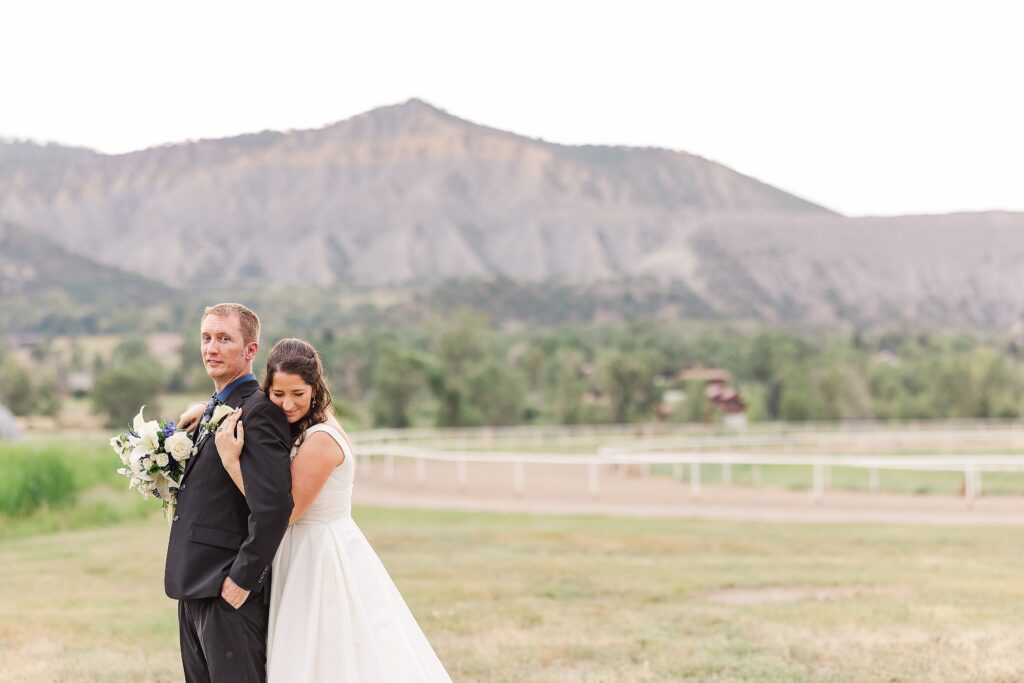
[303,423,354,462]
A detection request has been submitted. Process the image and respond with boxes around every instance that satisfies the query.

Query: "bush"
[0,357,37,416]
[91,362,165,428]
[372,345,426,428]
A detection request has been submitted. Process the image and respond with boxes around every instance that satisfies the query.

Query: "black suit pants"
[179,594,269,683]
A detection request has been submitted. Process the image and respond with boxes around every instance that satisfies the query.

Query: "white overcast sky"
[1,0,1020,216]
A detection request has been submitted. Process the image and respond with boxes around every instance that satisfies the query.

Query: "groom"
[165,303,293,683]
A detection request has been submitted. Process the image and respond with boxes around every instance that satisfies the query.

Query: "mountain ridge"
[1,100,1022,330]
[0,98,830,288]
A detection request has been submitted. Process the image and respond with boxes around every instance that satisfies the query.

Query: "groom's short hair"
[202,303,260,346]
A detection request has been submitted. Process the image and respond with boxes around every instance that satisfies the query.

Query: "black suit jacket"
[164,380,293,601]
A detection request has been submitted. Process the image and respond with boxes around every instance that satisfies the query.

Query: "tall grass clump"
[0,446,78,515]
[0,440,153,537]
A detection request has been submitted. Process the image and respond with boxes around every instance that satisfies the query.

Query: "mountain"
[0,99,827,288]
[690,210,1024,328]
[0,221,169,333]
[1,99,1022,330]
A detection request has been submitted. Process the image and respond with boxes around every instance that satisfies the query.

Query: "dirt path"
[351,459,1024,525]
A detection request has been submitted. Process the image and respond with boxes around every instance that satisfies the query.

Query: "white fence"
[352,419,1024,450]
[355,442,1024,508]
[349,421,1024,509]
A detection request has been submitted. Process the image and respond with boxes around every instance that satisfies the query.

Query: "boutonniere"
[207,403,235,431]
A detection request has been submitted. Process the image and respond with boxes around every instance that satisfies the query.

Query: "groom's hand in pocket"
[221,576,251,609]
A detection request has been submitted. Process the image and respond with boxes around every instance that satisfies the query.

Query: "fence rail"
[356,443,1024,507]
[351,420,1024,451]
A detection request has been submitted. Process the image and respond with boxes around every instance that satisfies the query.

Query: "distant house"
[67,371,94,394]
[672,366,748,428]
[0,403,22,439]
[704,382,748,429]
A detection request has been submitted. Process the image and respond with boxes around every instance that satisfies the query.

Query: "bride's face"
[269,371,315,423]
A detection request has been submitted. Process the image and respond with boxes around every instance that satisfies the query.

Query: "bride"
[181,338,452,682]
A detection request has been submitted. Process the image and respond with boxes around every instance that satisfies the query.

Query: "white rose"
[165,431,194,462]
[155,452,170,468]
[141,456,154,471]
[208,403,235,430]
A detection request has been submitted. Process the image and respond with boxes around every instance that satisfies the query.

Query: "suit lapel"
[181,380,260,483]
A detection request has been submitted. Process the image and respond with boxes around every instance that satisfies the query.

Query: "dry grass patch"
[3,509,1024,681]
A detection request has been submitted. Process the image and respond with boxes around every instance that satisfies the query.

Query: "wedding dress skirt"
[266,423,452,682]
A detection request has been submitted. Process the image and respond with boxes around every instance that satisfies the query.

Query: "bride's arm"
[288,432,345,524]
[216,415,344,522]
[214,409,247,493]
[325,414,354,453]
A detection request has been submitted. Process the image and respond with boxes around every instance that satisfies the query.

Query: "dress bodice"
[290,423,355,524]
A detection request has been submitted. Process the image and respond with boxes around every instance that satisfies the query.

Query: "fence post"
[514,461,524,497]
[673,462,683,481]
[812,463,824,502]
[751,464,762,487]
[690,462,701,499]
[868,468,879,493]
[385,454,395,482]
[722,463,732,486]
[457,460,468,492]
[588,462,600,498]
[964,465,976,508]
[415,457,426,487]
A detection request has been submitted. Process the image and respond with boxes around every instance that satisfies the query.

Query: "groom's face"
[200,313,256,385]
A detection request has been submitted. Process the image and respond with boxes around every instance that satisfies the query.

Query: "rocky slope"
[2,99,1021,329]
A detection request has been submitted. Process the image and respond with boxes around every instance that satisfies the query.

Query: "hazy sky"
[1,0,1020,216]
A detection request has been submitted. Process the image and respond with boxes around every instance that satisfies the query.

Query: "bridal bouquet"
[110,406,197,522]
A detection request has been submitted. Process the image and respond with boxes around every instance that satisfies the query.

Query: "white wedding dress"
[266,423,452,682]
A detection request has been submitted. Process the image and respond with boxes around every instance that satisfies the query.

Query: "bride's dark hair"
[261,338,332,444]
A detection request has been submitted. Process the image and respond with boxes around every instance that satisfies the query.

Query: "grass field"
[6,436,1024,680]
[4,509,1024,682]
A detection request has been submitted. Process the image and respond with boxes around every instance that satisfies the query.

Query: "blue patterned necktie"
[198,395,221,439]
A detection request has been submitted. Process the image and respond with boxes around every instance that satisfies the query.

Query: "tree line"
[4,319,1024,429]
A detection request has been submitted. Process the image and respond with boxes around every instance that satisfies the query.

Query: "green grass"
[3,510,1024,681]
[5,435,1024,680]
[0,448,77,515]
[0,440,152,539]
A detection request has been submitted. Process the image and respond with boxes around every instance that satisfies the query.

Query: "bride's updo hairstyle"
[262,338,333,443]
